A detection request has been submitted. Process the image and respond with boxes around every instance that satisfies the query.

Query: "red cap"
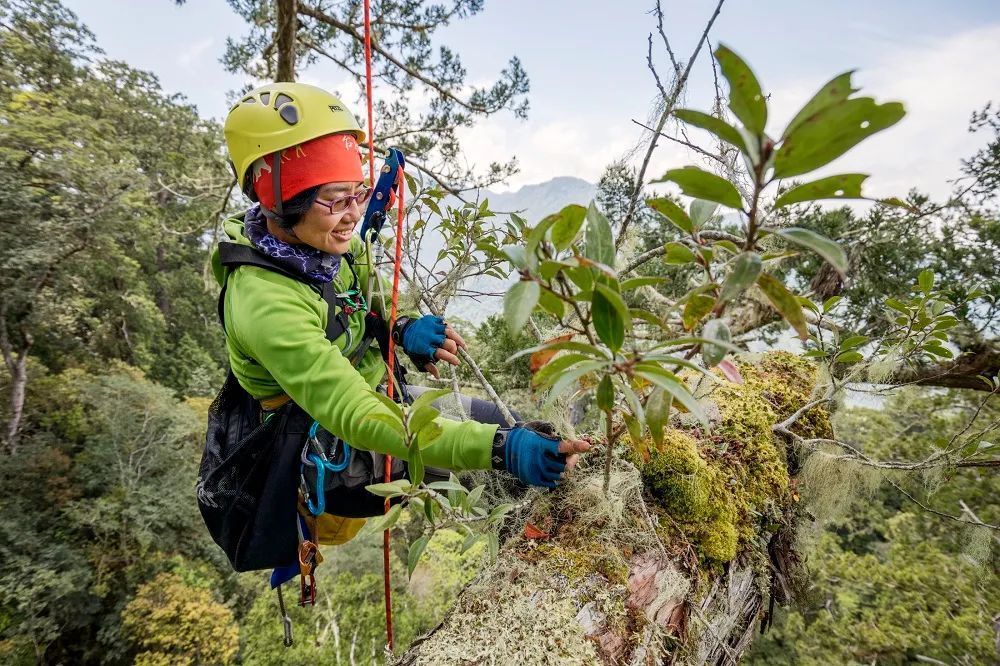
[253,133,363,210]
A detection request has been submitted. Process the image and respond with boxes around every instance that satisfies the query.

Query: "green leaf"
[918,269,934,294]
[565,265,595,292]
[532,353,591,389]
[466,485,485,509]
[427,480,466,492]
[460,532,480,554]
[365,480,412,498]
[718,252,763,305]
[822,296,842,313]
[840,335,868,351]
[757,274,809,340]
[775,227,848,276]
[408,406,439,440]
[689,200,719,227]
[504,280,540,334]
[835,350,864,364]
[782,71,857,140]
[549,204,588,250]
[408,442,425,487]
[624,413,642,443]
[584,202,615,268]
[774,95,905,178]
[591,287,625,353]
[487,532,499,560]
[360,504,402,536]
[408,534,431,577]
[544,360,607,408]
[370,391,404,419]
[646,197,693,234]
[702,319,731,367]
[654,167,743,210]
[664,242,697,265]
[682,293,715,331]
[774,174,869,208]
[364,412,406,437]
[416,421,444,449]
[526,213,558,261]
[596,375,614,411]
[411,388,451,415]
[594,283,632,330]
[501,245,527,269]
[487,503,515,524]
[714,44,768,135]
[538,289,565,318]
[674,108,747,151]
[508,340,610,362]
[634,367,707,428]
[646,387,671,446]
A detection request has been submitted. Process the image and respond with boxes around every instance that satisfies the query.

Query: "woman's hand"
[396,315,467,377]
[423,323,466,378]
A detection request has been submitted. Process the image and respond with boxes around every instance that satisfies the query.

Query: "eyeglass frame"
[313,186,373,215]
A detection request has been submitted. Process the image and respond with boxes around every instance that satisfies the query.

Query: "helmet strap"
[271,150,284,218]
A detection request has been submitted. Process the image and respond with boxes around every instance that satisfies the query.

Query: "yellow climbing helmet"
[224,82,365,199]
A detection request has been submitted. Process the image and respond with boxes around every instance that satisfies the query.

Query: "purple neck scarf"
[243,205,341,283]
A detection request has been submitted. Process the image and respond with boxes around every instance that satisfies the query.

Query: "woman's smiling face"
[291,181,367,255]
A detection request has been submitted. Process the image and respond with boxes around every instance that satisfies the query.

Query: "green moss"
[636,353,828,565]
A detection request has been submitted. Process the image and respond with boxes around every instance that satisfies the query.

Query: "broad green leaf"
[508,340,610,362]
[835,350,864,364]
[549,204,588,250]
[774,96,905,178]
[592,288,625,352]
[360,504,402,536]
[594,283,632,331]
[427,480,465,492]
[918,269,934,293]
[717,252,763,305]
[715,44,768,135]
[646,387,671,446]
[364,412,406,437]
[822,296,842,313]
[365,480,411,498]
[654,167,743,210]
[618,379,645,425]
[775,227,848,276]
[774,173,869,208]
[466,485,485,509]
[501,244,527,269]
[544,360,607,408]
[712,239,741,255]
[487,503,515,524]
[411,388,451,414]
[526,213,559,260]
[460,533,479,554]
[701,319,731,367]
[538,289,565,318]
[416,421,444,449]
[636,356,711,377]
[674,108,747,151]
[487,532,499,560]
[621,277,667,291]
[504,280,540,334]
[682,293,715,331]
[624,413,642,443]
[840,335,868,351]
[584,202,615,268]
[370,391,404,419]
[408,405,439,439]
[631,308,668,330]
[532,353,591,389]
[782,71,857,140]
[565,265,595,292]
[596,375,614,411]
[665,242,697,265]
[646,197,693,233]
[757,274,808,339]
[690,199,719,227]
[408,441,425,486]
[408,534,431,577]
[634,367,707,428]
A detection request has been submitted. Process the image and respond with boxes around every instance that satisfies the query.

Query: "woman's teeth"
[332,229,352,241]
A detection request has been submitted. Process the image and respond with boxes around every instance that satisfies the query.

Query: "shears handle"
[360,147,405,243]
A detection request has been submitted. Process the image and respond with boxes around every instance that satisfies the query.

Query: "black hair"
[273,185,321,231]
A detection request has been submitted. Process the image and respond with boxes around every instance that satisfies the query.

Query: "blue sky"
[64,0,1000,197]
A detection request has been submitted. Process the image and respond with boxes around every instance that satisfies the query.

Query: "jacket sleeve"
[232,270,496,471]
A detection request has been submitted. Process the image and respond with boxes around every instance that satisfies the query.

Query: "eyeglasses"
[313,187,373,215]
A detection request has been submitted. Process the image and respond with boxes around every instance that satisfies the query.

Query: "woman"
[211,82,589,557]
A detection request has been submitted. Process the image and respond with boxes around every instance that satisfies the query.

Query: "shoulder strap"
[216,242,350,343]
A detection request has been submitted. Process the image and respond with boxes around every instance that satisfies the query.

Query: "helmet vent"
[273,93,293,108]
[260,92,271,105]
[278,104,299,125]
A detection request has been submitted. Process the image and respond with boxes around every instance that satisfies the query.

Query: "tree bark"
[3,350,28,455]
[275,0,297,82]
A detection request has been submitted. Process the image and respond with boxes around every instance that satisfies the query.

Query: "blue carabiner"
[305,452,327,516]
[307,421,351,472]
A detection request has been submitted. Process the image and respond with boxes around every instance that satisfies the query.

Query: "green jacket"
[211,218,496,471]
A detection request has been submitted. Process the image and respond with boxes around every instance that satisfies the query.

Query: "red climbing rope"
[363,0,397,652]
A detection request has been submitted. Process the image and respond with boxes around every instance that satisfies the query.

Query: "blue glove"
[491,422,566,488]
[395,315,446,369]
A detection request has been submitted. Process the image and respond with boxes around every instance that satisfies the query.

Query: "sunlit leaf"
[364,412,406,437]
[918,269,935,293]
[665,242,697,265]
[757,274,808,339]
[682,293,715,331]
[538,289,565,319]
[774,173,869,208]
[504,280,540,334]
[549,204,588,250]
[654,167,743,210]
[782,71,857,140]
[411,388,451,414]
[646,197,693,234]
[674,108,747,151]
[715,44,768,135]
[408,534,431,577]
[775,227,848,276]
[717,252,762,305]
[584,202,615,268]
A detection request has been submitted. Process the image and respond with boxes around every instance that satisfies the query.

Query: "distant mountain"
[438,176,596,326]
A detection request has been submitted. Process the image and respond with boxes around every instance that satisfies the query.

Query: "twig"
[617,0,727,249]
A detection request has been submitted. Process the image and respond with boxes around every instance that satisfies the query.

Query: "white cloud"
[177,38,215,70]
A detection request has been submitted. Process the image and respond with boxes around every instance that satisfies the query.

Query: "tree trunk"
[3,350,28,455]
[275,0,297,82]
[396,352,828,665]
